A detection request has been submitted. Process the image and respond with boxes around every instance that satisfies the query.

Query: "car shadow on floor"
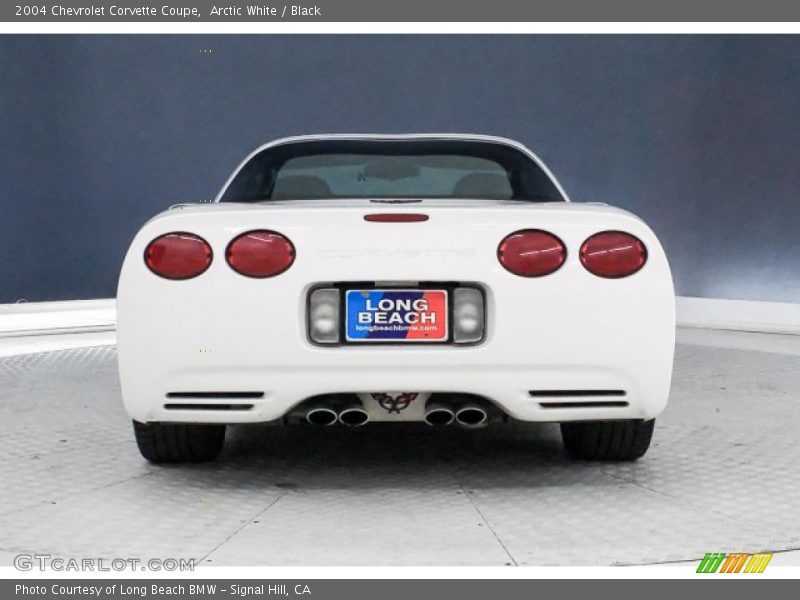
[148,421,619,492]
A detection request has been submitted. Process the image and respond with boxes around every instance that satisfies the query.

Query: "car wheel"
[560,419,655,461]
[132,420,226,463]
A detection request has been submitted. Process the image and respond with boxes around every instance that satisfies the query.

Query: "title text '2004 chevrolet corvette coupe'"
[117,134,675,463]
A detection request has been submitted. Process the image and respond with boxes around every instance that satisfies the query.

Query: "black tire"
[560,419,655,461]
[133,420,226,463]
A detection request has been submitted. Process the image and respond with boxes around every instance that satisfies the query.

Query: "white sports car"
[117,134,675,463]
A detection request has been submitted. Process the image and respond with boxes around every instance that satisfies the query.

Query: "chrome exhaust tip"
[455,405,488,428]
[424,404,455,426]
[306,407,338,426]
[338,407,370,427]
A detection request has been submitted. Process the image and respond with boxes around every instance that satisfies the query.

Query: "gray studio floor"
[1,329,799,566]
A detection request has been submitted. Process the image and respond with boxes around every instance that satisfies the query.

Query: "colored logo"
[371,392,419,413]
[697,552,773,573]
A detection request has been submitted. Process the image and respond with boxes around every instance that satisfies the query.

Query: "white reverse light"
[309,288,340,344]
[453,287,485,344]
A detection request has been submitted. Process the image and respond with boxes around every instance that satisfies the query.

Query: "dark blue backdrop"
[1,35,798,303]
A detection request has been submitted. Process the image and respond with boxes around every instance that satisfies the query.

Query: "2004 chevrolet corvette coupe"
[118,134,675,463]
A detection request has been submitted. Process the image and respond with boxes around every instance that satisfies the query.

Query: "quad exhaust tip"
[424,405,455,426]
[338,407,370,427]
[306,407,338,426]
[455,406,489,428]
[302,396,489,428]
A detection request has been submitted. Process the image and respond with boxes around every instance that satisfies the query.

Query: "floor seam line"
[198,494,284,564]
[458,484,518,566]
[0,471,155,519]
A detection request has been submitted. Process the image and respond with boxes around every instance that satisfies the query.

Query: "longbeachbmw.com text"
[14,4,323,18]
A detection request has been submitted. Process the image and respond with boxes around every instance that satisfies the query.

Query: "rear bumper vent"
[529,390,626,398]
[537,400,629,409]
[164,403,254,411]
[529,390,628,409]
[164,391,263,412]
[166,391,264,399]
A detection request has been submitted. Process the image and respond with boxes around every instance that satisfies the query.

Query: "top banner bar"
[4,0,800,22]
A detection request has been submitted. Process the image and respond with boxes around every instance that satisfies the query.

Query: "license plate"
[345,289,449,343]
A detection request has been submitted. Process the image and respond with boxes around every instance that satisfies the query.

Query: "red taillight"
[580,231,647,278]
[144,232,212,280]
[226,230,295,278]
[498,230,566,277]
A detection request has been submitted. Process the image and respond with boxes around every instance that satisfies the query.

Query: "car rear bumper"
[121,354,670,424]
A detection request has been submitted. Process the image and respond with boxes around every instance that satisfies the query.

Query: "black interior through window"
[220,139,564,203]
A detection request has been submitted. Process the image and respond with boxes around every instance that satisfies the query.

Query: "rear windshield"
[219,139,564,202]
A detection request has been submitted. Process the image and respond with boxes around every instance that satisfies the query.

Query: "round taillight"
[580,231,647,278]
[226,230,295,278]
[498,229,566,277]
[144,232,212,280]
